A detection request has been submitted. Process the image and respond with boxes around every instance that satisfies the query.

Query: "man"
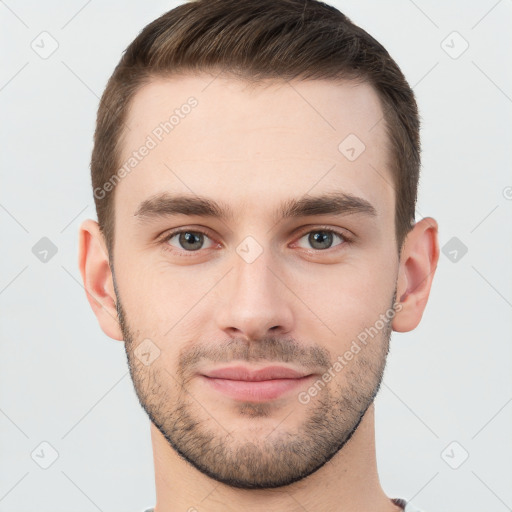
[78,0,439,510]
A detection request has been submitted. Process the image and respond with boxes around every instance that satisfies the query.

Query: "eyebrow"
[133,191,378,224]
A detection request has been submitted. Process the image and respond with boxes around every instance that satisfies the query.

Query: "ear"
[78,219,123,341]
[392,217,440,332]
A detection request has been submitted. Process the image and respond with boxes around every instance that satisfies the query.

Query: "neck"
[150,403,401,512]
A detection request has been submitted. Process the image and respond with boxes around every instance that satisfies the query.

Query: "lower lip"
[200,375,314,402]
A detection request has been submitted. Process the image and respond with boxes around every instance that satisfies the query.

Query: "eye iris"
[179,231,203,251]
[309,231,333,250]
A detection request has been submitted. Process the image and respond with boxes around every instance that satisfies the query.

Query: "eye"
[159,226,352,257]
[295,228,350,251]
[162,229,216,252]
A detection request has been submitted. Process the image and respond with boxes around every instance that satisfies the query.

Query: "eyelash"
[159,226,353,257]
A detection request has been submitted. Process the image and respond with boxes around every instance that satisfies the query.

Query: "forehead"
[115,74,393,225]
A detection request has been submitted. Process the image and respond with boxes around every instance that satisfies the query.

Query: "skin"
[78,74,439,512]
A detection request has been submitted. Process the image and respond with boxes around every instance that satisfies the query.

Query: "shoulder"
[392,497,428,512]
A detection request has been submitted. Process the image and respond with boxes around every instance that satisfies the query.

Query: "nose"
[215,247,295,342]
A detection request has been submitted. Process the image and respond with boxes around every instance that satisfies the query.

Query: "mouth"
[199,365,316,402]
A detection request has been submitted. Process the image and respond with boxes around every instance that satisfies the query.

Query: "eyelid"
[159,226,218,250]
[158,224,354,255]
[292,224,353,240]
[291,225,353,251]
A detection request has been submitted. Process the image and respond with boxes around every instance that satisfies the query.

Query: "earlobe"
[392,217,440,333]
[78,219,123,341]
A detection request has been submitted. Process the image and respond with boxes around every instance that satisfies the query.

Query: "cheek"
[118,272,213,358]
[116,236,397,339]
[302,264,395,339]
[114,252,178,318]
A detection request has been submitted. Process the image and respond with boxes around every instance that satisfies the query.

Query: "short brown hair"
[91,0,420,259]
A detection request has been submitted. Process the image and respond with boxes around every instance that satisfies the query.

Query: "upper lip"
[201,365,312,381]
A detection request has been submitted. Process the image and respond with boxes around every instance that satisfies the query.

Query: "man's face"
[111,74,399,489]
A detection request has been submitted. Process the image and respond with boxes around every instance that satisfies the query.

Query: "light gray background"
[1,1,511,511]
